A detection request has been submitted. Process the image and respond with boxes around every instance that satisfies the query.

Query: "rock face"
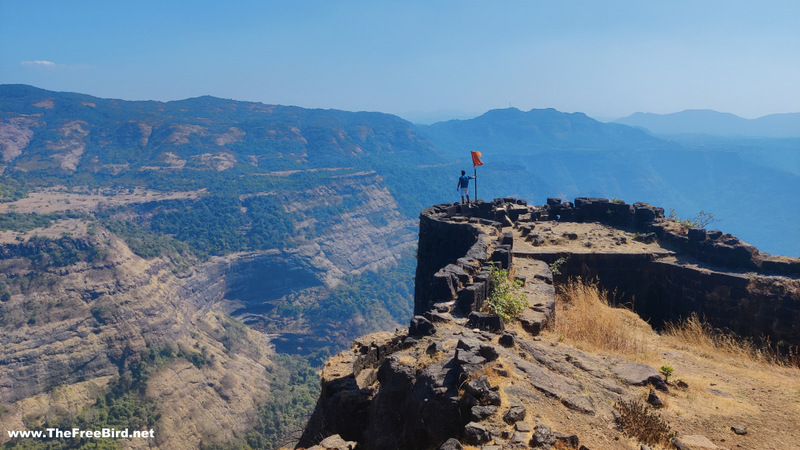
[301,196,800,449]
[0,227,276,448]
[0,178,418,447]
[414,207,486,315]
[0,230,209,404]
[415,197,800,347]
[300,313,672,449]
[0,164,418,447]
[281,171,417,277]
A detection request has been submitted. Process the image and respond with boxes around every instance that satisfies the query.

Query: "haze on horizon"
[1,0,798,123]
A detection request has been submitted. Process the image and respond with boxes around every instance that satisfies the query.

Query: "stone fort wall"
[414,197,800,347]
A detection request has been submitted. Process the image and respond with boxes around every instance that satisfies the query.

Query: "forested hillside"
[1,85,796,448]
[0,84,453,448]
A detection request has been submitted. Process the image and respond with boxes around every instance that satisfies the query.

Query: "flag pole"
[474,166,477,202]
[470,150,483,203]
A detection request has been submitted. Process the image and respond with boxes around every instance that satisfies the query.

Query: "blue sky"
[1,0,798,122]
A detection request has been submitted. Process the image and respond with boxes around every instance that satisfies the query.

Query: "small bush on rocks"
[485,265,527,322]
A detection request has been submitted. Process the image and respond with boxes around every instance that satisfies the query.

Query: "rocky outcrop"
[0,226,276,449]
[301,314,670,449]
[0,116,38,163]
[414,199,531,316]
[549,197,799,275]
[302,196,800,449]
[284,171,417,277]
[424,197,800,347]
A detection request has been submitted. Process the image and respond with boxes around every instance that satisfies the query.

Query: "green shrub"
[659,365,674,383]
[668,208,719,229]
[181,350,208,368]
[549,257,567,275]
[485,265,527,322]
[102,219,189,259]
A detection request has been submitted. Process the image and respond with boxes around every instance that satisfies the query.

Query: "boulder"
[529,422,556,448]
[464,376,493,400]
[456,282,486,315]
[519,309,549,336]
[503,404,527,424]
[409,315,436,337]
[688,228,707,242]
[498,332,516,347]
[439,438,463,450]
[554,432,580,449]
[610,362,668,392]
[463,422,490,445]
[646,388,664,408]
[467,311,504,332]
[469,405,498,421]
[491,246,512,270]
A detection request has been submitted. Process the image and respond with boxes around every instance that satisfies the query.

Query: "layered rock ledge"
[414,197,800,347]
[299,197,800,449]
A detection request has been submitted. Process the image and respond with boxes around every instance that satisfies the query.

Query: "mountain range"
[421,107,800,257]
[1,84,798,447]
[614,109,800,138]
[421,107,673,153]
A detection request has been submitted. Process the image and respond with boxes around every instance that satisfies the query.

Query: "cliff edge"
[299,197,800,450]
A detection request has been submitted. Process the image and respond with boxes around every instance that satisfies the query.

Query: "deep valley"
[1,85,798,448]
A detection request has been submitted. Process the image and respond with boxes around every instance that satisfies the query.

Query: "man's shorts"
[459,187,468,196]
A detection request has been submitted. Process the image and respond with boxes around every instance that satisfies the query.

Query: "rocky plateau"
[300,197,800,450]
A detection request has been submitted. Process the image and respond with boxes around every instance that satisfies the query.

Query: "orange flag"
[471,150,483,167]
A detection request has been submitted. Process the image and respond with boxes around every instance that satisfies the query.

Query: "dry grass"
[552,278,650,356]
[526,272,800,448]
[614,399,675,446]
[481,359,516,388]
[554,278,800,370]
[662,313,800,368]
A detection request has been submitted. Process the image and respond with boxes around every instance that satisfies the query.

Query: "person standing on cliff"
[457,170,476,204]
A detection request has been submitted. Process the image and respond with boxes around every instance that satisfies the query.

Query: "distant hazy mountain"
[418,107,800,258]
[401,108,481,125]
[614,109,800,138]
[422,107,672,154]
